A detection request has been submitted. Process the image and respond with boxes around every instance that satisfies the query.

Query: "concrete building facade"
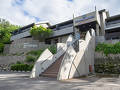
[8,9,120,54]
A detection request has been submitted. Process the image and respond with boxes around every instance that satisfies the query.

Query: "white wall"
[30,49,53,78]
[69,29,95,78]
[30,35,73,78]
[57,29,95,80]
[57,46,77,80]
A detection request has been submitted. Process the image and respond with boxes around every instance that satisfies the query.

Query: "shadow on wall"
[70,29,95,78]
[57,45,77,80]
[57,29,95,80]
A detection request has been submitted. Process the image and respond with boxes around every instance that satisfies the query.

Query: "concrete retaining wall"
[0,55,25,65]
[4,37,50,54]
[95,52,120,64]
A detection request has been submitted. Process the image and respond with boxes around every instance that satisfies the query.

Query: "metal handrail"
[40,39,78,65]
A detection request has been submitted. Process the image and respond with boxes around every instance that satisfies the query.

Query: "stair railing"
[40,45,66,65]
[40,37,81,76]
[39,44,67,74]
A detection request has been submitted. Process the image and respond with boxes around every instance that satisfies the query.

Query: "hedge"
[10,64,33,71]
[96,42,120,55]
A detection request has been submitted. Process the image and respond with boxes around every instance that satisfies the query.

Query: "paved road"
[0,72,120,90]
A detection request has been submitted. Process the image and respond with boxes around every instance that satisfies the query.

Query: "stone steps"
[40,54,64,78]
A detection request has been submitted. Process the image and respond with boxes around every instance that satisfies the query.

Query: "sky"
[0,0,120,26]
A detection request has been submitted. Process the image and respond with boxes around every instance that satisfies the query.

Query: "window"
[111,36,119,40]
[45,39,51,44]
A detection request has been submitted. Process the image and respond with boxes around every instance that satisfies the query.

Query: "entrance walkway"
[0,72,120,90]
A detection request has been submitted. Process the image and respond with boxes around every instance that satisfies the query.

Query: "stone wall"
[95,52,120,64]
[0,55,26,65]
[4,37,50,54]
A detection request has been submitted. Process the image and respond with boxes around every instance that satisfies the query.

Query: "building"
[47,9,108,44]
[6,9,120,80]
[4,22,50,54]
[8,9,120,54]
[105,14,120,40]
[11,9,109,44]
[11,21,50,41]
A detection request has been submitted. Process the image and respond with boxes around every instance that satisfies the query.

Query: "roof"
[12,23,35,33]
[35,21,51,26]
[48,19,73,29]
[48,9,108,29]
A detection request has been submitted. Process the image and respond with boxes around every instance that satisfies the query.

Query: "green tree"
[0,19,20,44]
[30,25,53,41]
[0,18,20,53]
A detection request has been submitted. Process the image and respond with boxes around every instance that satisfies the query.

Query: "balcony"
[51,26,73,37]
[106,23,120,30]
[11,30,31,41]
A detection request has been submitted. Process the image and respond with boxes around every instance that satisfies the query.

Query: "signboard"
[74,11,96,26]
[24,43,38,48]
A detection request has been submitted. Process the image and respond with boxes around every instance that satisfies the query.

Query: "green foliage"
[30,25,53,41]
[25,45,56,64]
[10,64,33,71]
[48,45,57,54]
[16,61,24,64]
[96,42,120,55]
[26,49,44,56]
[0,19,20,44]
[95,63,120,74]
[25,55,36,63]
[0,43,4,53]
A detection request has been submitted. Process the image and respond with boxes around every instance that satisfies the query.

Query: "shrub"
[48,45,57,54]
[96,42,120,55]
[16,61,22,64]
[10,64,33,71]
[25,55,35,63]
[0,43,4,53]
[30,25,53,41]
[26,49,44,56]
[16,61,24,64]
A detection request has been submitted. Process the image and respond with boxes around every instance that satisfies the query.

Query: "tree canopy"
[30,25,53,41]
[0,18,20,53]
[0,19,20,44]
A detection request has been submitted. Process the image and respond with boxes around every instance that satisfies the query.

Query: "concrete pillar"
[96,24,100,36]
[75,27,80,40]
[99,12,106,36]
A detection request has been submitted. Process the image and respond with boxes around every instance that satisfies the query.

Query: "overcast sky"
[0,0,120,26]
